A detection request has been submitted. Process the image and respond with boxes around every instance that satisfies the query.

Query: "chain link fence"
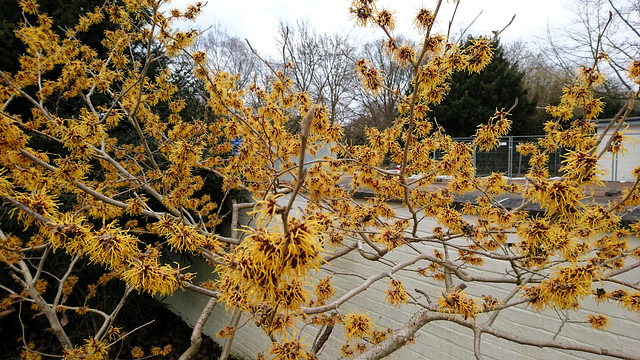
[459,136,564,178]
[442,132,640,180]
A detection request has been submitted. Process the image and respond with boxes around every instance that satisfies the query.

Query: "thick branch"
[179,298,217,360]
[16,260,73,350]
[479,323,640,360]
[219,310,242,360]
[357,307,640,360]
[354,310,449,359]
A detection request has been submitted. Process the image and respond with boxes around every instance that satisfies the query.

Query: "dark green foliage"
[0,0,22,73]
[432,37,539,137]
[0,4,231,356]
[0,0,117,72]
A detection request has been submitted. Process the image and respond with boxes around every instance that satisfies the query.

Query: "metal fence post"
[473,146,477,169]
[508,136,513,180]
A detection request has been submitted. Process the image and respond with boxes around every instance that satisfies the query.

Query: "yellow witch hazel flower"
[45,213,91,255]
[122,249,194,296]
[0,169,13,196]
[166,221,207,253]
[249,193,286,227]
[12,188,59,228]
[84,221,140,269]
[269,338,312,360]
[587,314,610,330]
[0,234,23,265]
[216,213,325,313]
[385,279,409,307]
[282,216,325,274]
[437,288,479,320]
[63,339,108,360]
[342,311,373,342]
[314,276,335,304]
[552,264,600,304]
[277,278,309,311]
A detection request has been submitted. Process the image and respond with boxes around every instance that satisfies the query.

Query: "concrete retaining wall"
[162,197,640,359]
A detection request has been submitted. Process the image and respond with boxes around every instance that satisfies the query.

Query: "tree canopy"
[432,37,539,137]
[1,1,640,360]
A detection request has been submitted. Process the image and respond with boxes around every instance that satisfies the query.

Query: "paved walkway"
[340,175,639,227]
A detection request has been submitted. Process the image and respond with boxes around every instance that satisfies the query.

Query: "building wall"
[596,122,640,183]
[162,197,640,360]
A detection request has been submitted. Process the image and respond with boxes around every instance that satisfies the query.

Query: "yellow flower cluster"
[62,339,108,360]
[342,311,373,342]
[384,279,409,307]
[437,289,479,320]
[215,213,324,314]
[269,339,312,360]
[532,264,601,311]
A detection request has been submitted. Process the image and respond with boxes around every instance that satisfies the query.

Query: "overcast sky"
[170,0,574,55]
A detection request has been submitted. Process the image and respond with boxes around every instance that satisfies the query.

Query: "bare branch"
[179,298,217,360]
